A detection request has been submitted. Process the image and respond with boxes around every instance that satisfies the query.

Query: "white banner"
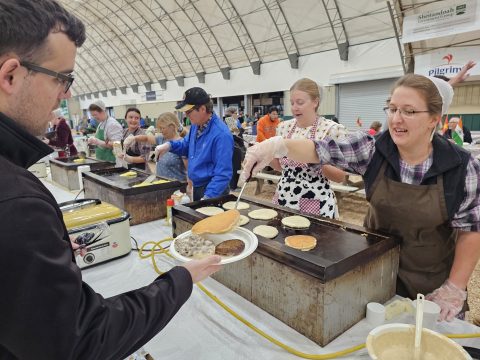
[414,47,480,78]
[402,0,480,43]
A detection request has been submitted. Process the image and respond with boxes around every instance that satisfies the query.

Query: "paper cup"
[77,165,91,191]
[366,302,385,326]
[413,299,440,330]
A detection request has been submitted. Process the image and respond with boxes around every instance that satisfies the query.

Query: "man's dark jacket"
[0,112,193,359]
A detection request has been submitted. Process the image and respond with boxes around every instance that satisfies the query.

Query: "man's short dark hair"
[0,0,86,62]
[203,100,214,114]
[268,106,278,114]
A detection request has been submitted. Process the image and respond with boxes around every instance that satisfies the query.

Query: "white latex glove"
[240,136,288,183]
[182,255,222,283]
[155,142,171,161]
[88,137,105,147]
[146,126,156,136]
[87,137,98,145]
[117,153,133,163]
[426,279,467,321]
[123,134,135,149]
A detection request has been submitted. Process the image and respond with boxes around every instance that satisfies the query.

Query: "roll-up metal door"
[337,78,397,130]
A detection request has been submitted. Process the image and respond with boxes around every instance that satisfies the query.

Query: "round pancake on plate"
[285,235,317,251]
[196,206,225,216]
[248,208,278,220]
[253,225,278,238]
[192,209,240,235]
[281,215,311,229]
[222,201,250,210]
[239,215,250,226]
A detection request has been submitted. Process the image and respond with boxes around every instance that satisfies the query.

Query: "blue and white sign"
[145,91,157,101]
[414,46,480,79]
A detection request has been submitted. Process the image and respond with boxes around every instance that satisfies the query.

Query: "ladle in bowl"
[414,293,425,360]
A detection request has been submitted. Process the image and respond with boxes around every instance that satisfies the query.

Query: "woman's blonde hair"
[290,78,322,112]
[157,112,187,137]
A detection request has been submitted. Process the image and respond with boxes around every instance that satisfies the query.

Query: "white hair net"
[426,76,454,115]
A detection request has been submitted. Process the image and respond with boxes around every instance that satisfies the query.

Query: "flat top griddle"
[172,194,398,282]
[50,156,108,167]
[83,167,186,195]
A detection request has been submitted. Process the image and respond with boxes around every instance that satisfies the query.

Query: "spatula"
[235,162,256,209]
[139,174,157,185]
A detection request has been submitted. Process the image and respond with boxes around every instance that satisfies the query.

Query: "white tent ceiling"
[59,0,480,96]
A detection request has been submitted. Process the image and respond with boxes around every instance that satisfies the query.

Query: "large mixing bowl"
[366,323,471,360]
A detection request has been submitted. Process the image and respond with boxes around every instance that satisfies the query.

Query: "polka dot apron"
[273,118,338,219]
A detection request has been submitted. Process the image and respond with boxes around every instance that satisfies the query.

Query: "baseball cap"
[175,87,210,112]
[89,99,106,112]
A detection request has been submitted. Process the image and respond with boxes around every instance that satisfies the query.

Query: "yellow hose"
[138,239,480,359]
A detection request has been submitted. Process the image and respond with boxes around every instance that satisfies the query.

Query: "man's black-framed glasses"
[20,61,74,94]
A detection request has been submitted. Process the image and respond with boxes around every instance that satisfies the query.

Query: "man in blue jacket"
[156,87,233,200]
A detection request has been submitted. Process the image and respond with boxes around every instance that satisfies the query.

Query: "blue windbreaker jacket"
[169,113,233,198]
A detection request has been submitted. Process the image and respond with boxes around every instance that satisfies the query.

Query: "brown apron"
[365,161,457,298]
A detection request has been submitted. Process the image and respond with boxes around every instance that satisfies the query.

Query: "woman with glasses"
[241,74,480,322]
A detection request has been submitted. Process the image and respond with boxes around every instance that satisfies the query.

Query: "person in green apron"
[87,100,122,163]
[241,74,480,322]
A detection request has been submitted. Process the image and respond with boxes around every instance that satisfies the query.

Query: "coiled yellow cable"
[138,239,480,359]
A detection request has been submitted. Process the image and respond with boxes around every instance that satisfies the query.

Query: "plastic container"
[366,302,385,326]
[413,299,440,330]
[166,198,175,225]
[77,165,91,191]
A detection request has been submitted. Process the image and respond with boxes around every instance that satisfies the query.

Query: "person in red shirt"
[368,121,382,136]
[44,108,77,156]
[256,106,280,142]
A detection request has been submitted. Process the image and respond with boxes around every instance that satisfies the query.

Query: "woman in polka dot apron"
[273,78,347,218]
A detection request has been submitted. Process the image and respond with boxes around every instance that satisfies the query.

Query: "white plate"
[169,227,258,264]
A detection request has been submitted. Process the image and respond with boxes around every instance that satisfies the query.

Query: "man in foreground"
[0,1,221,358]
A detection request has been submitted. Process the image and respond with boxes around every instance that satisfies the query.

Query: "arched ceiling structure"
[59,0,480,96]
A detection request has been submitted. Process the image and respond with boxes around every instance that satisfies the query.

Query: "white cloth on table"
[44,178,480,360]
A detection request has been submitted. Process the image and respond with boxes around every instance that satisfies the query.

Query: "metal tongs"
[235,162,256,209]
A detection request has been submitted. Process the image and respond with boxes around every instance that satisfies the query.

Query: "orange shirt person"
[256,106,280,142]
